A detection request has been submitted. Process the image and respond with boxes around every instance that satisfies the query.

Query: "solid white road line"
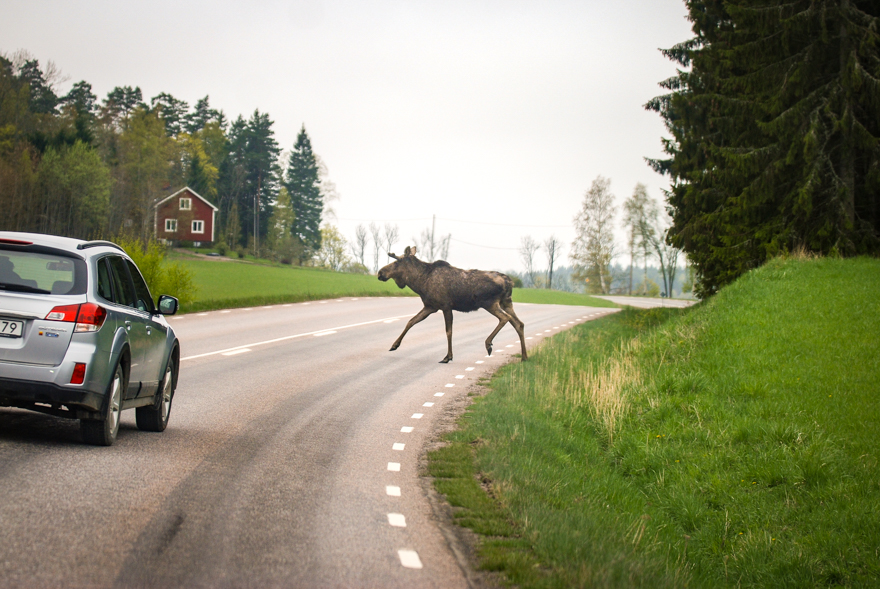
[221,348,251,356]
[180,314,412,361]
[398,550,423,569]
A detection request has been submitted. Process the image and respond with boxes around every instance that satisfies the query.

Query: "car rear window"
[0,248,87,295]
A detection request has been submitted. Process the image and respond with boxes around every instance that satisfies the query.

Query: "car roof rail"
[76,240,126,253]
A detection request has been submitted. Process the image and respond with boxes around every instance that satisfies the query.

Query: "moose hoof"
[389,343,400,351]
[439,356,452,364]
[485,343,493,356]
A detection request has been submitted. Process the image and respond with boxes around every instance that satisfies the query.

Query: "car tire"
[81,362,124,446]
[136,356,175,432]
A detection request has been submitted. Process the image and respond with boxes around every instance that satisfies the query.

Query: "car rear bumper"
[0,376,104,413]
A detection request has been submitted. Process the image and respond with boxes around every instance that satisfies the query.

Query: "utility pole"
[430,214,436,261]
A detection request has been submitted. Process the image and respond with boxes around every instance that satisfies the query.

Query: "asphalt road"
[593,295,697,309]
[0,297,617,588]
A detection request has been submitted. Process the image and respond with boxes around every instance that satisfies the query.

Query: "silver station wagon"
[0,232,180,446]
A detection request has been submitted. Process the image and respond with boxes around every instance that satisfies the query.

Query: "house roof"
[154,186,219,212]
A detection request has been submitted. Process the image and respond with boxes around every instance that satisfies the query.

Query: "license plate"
[0,319,24,338]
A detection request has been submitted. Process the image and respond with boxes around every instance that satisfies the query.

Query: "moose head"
[377,246,418,289]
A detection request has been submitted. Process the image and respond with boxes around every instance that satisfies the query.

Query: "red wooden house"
[154,187,218,246]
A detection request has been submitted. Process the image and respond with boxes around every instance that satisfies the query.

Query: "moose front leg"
[390,306,436,351]
[440,309,454,363]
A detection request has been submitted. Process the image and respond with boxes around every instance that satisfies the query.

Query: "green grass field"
[429,256,880,587]
[170,252,614,312]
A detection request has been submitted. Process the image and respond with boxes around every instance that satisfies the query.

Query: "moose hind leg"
[440,309,454,363]
[484,302,511,357]
[502,299,528,361]
[391,306,436,351]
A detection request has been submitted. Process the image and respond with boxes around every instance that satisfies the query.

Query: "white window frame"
[165,218,177,232]
[179,197,192,211]
[192,220,205,234]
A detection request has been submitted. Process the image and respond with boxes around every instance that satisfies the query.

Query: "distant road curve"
[593,295,697,309]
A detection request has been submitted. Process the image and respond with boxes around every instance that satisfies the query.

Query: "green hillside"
[430,256,880,587]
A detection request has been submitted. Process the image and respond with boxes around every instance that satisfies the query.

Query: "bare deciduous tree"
[370,222,382,272]
[640,205,681,297]
[383,223,399,264]
[544,235,562,289]
[519,236,540,287]
[350,224,369,266]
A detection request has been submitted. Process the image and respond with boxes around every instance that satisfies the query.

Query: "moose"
[378,246,527,363]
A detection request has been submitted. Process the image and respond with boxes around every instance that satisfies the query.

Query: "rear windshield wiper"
[0,283,52,294]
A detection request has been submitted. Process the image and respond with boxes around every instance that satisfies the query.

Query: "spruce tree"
[647,0,880,297]
[284,125,323,258]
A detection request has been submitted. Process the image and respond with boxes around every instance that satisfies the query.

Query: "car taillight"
[45,303,107,332]
[45,304,80,322]
[70,362,86,385]
[74,303,107,332]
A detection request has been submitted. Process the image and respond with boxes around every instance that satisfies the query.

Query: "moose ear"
[388,252,399,260]
[410,246,417,256]
[404,246,411,256]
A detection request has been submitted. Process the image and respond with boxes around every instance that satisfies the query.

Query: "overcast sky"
[3,0,692,273]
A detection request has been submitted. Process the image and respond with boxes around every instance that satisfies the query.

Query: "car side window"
[125,259,155,314]
[107,256,136,308]
[96,258,114,302]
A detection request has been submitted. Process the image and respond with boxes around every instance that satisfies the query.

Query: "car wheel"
[136,356,175,432]
[81,363,124,446]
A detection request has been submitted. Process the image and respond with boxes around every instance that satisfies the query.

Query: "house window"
[165,219,177,232]
[192,220,205,234]
[179,197,191,211]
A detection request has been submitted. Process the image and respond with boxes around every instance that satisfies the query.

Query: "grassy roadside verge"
[428,256,880,587]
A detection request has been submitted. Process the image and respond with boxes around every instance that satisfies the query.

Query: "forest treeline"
[0,51,328,262]
[648,0,880,297]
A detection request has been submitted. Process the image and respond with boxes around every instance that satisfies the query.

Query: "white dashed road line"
[386,485,401,497]
[387,462,401,472]
[387,513,407,527]
[398,550,423,569]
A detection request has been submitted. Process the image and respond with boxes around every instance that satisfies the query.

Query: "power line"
[337,216,570,229]
[449,238,519,251]
[437,216,570,229]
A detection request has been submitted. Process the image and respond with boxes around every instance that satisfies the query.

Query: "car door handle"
[125,320,132,331]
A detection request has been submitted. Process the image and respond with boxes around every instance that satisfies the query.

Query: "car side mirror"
[157,295,179,316]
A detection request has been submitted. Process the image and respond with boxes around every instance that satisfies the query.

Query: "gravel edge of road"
[418,369,508,589]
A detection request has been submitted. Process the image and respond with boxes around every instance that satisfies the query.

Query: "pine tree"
[648,0,880,297]
[285,125,323,259]
[221,111,281,253]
